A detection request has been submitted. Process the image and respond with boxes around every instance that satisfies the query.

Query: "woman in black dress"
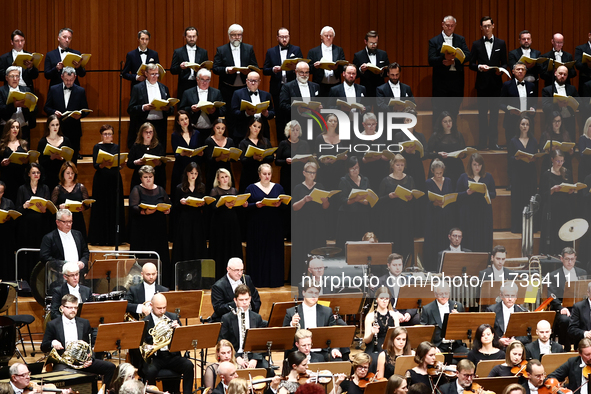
[127,122,167,190]
[276,120,310,195]
[204,119,235,195]
[539,149,576,255]
[203,339,238,390]
[172,162,208,264]
[37,115,72,192]
[0,119,29,203]
[539,112,573,176]
[239,118,274,193]
[488,341,526,378]
[245,163,285,288]
[384,375,408,394]
[336,156,371,250]
[278,351,308,394]
[331,353,373,394]
[314,113,348,191]
[51,161,90,239]
[427,111,466,187]
[376,327,414,380]
[171,110,202,198]
[407,341,437,388]
[88,124,125,246]
[209,168,245,280]
[377,154,415,260]
[128,165,172,287]
[456,153,496,252]
[0,181,17,280]
[363,287,400,370]
[579,117,591,183]
[360,113,390,190]
[508,116,538,234]
[467,324,505,366]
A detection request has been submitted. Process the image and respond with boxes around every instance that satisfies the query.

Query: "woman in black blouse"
[489,341,526,378]
[171,110,203,197]
[38,115,72,192]
[407,342,437,388]
[127,122,167,190]
[427,111,466,187]
[376,327,414,380]
[539,112,573,176]
[331,353,373,394]
[276,120,309,195]
[238,118,273,193]
[0,119,29,203]
[51,161,89,239]
[363,286,400,369]
[467,323,505,366]
[204,119,235,194]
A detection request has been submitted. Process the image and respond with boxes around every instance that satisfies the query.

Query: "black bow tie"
[60,48,69,54]
[249,90,258,96]
[139,50,147,55]
[64,86,72,91]
[484,38,493,43]
[517,81,525,86]
[280,47,288,51]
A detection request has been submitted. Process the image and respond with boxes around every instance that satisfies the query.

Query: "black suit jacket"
[568,298,591,345]
[170,45,209,97]
[0,85,38,129]
[44,48,86,87]
[279,79,320,113]
[211,274,261,321]
[478,266,513,282]
[375,81,414,111]
[39,229,90,267]
[179,86,225,127]
[44,83,89,138]
[230,88,275,139]
[548,355,585,392]
[548,267,587,311]
[262,44,303,98]
[121,48,160,89]
[307,45,346,86]
[142,311,180,346]
[428,33,470,96]
[283,304,342,328]
[487,301,531,344]
[500,79,537,129]
[41,316,92,354]
[575,42,591,91]
[437,246,472,272]
[541,83,579,118]
[352,48,390,97]
[420,299,464,347]
[212,43,258,88]
[328,83,367,109]
[508,48,542,80]
[375,273,418,317]
[127,81,173,135]
[124,282,169,316]
[0,50,40,89]
[219,310,266,360]
[50,282,92,319]
[469,37,508,93]
[541,50,576,87]
[525,339,564,360]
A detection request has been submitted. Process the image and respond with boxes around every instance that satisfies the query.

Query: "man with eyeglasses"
[522,360,547,394]
[307,26,346,97]
[420,284,465,352]
[353,30,390,98]
[171,27,208,100]
[298,257,334,297]
[0,30,39,90]
[49,261,91,320]
[230,71,274,140]
[437,228,471,272]
[41,294,116,389]
[210,258,261,322]
[0,66,38,143]
[488,282,530,347]
[279,61,320,125]
[439,359,475,394]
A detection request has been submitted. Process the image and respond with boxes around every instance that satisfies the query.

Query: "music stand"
[243,327,297,367]
[479,282,528,307]
[94,321,146,363]
[384,326,435,350]
[308,326,356,359]
[162,290,203,323]
[560,280,591,307]
[541,352,578,374]
[267,301,300,328]
[169,323,221,393]
[440,252,490,276]
[473,377,519,394]
[87,259,133,292]
[441,312,496,349]
[79,300,128,326]
[318,294,364,316]
[395,284,435,310]
[504,311,556,340]
[345,242,392,265]
[308,362,350,394]
[363,381,388,394]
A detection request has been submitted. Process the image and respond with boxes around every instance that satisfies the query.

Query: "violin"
[511,361,529,378]
[357,372,387,389]
[467,383,496,394]
[538,378,573,394]
[427,363,458,377]
[26,382,78,394]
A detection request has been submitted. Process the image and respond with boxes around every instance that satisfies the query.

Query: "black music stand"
[560,280,591,307]
[169,323,221,394]
[94,321,146,364]
[441,312,496,349]
[505,311,556,340]
[267,301,300,327]
[384,326,435,350]
[309,326,356,359]
[79,300,128,325]
[243,327,297,367]
[161,290,203,323]
[395,284,435,311]
[440,252,490,276]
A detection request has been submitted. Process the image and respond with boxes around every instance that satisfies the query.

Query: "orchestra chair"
[0,283,35,357]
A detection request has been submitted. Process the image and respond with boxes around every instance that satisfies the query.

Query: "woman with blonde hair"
[203,340,239,389]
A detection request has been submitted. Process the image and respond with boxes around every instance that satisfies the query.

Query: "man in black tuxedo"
[127,63,173,151]
[478,245,513,282]
[263,28,303,142]
[41,294,115,388]
[352,30,390,98]
[179,68,225,146]
[376,63,414,112]
[298,257,336,297]
[437,228,471,272]
[525,320,564,360]
[0,30,39,90]
[9,363,37,394]
[43,67,89,162]
[568,282,591,347]
[279,61,320,128]
[230,71,274,140]
[549,247,587,352]
[122,30,160,92]
[211,258,261,322]
[140,293,193,394]
[375,253,419,325]
[428,16,470,126]
[170,26,208,101]
[469,16,508,150]
[307,26,346,97]
[50,261,91,320]
[487,282,530,347]
[219,285,267,369]
[0,66,37,143]
[211,361,238,394]
[508,30,542,91]
[329,64,366,113]
[125,262,168,320]
[39,209,89,271]
[522,360,547,394]
[541,33,576,88]
[419,284,465,351]
[575,31,591,92]
[439,359,475,394]
[44,28,86,88]
[548,338,591,392]
[542,65,579,141]
[294,329,328,362]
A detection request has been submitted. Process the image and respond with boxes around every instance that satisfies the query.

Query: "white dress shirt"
[62,315,78,347]
[528,381,539,394]
[449,245,462,252]
[538,339,551,356]
[195,88,213,129]
[230,45,243,86]
[151,313,169,351]
[58,229,79,263]
[63,83,72,108]
[279,46,288,83]
[554,50,563,63]
[492,266,505,281]
[563,266,578,281]
[437,301,450,323]
[12,49,27,87]
[502,303,514,333]
[146,80,163,120]
[515,79,527,110]
[67,283,81,304]
[138,46,147,65]
[343,82,356,104]
[302,303,317,329]
[186,44,196,80]
[442,32,457,71]
[389,81,401,98]
[137,282,156,314]
[228,274,242,293]
[484,36,495,59]
[366,48,376,66]
[298,81,311,102]
[8,85,26,125]
[456,380,464,394]
[9,382,22,394]
[59,46,67,61]
[321,44,338,84]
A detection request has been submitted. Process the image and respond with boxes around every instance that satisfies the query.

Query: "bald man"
[125,263,168,320]
[211,258,261,322]
[211,361,238,394]
[229,71,275,140]
[542,65,580,141]
[541,33,576,87]
[140,294,194,394]
[525,320,564,360]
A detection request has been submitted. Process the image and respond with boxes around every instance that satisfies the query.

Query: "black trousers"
[142,351,194,394]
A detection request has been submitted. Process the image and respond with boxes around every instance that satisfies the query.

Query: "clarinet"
[294,297,301,329]
[240,308,249,364]
[372,298,379,353]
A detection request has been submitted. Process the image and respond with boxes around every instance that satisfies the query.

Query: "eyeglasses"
[278,35,290,40]
[15,373,31,378]
[7,75,19,79]
[229,268,244,272]
[64,273,79,278]
[357,366,369,370]
[102,133,113,136]
[148,73,159,77]
[58,220,73,225]
[62,305,78,310]
[304,171,317,175]
[246,79,260,84]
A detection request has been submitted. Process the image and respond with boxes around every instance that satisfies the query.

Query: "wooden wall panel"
[0,0,589,119]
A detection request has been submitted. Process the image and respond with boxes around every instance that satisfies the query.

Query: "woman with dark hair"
[127,122,166,190]
[51,161,90,239]
[171,110,202,197]
[37,115,72,191]
[0,181,17,280]
[276,120,310,195]
[314,113,347,191]
[204,119,235,195]
[488,341,526,378]
[467,323,504,365]
[331,353,373,394]
[172,162,208,264]
[456,153,496,252]
[377,327,414,379]
[540,149,576,255]
[508,116,538,234]
[238,118,274,193]
[385,375,408,394]
[539,112,573,176]
[0,119,29,203]
[278,351,308,394]
[128,165,171,286]
[363,287,400,369]
[408,341,437,387]
[336,156,371,249]
[88,124,125,246]
[579,117,591,183]
[427,111,466,187]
